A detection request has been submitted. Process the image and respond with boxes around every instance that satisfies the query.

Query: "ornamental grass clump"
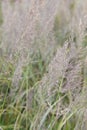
[0,0,87,130]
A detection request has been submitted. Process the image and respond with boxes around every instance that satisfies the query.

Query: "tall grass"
[0,0,87,130]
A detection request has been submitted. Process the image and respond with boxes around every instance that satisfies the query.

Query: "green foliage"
[0,1,3,26]
[82,35,87,47]
[22,51,46,89]
[0,52,47,130]
[0,49,86,130]
[53,14,70,46]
